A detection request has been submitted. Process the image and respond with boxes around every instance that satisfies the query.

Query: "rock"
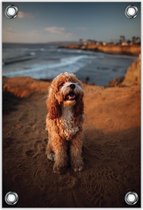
[108,77,124,87]
[122,55,141,86]
[108,55,140,87]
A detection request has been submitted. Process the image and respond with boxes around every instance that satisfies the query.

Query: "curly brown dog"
[46,72,84,174]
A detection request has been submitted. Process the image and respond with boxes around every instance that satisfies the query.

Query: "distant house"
[82,39,97,46]
[83,41,88,45]
[81,45,87,49]
[87,39,97,44]
[121,41,128,46]
[102,42,107,46]
[96,42,102,46]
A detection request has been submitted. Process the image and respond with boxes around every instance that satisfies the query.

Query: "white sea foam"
[3,55,93,79]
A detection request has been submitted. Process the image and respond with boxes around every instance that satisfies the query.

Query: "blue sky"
[2,2,141,43]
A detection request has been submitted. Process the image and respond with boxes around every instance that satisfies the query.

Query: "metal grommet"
[5,191,19,205]
[124,191,139,205]
[125,5,138,19]
[5,5,18,19]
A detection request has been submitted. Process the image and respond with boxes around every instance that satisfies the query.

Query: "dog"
[46,72,84,173]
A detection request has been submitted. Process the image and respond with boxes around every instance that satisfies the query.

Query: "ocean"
[2,43,136,86]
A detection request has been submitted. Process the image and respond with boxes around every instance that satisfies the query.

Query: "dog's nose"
[70,84,75,89]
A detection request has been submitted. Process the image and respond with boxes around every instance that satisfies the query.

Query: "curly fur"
[46,72,84,173]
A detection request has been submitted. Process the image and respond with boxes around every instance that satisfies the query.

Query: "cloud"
[3,29,41,43]
[18,11,33,19]
[76,27,87,31]
[44,26,65,34]
[44,26,73,38]
[3,26,74,43]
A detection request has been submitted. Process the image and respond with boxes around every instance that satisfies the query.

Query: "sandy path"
[3,79,140,207]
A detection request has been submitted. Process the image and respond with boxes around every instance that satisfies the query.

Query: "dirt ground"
[3,77,140,207]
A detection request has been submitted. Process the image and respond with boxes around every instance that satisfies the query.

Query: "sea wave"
[3,55,93,79]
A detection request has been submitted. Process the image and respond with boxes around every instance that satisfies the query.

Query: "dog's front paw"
[53,163,66,174]
[73,164,83,172]
[74,165,83,172]
[72,160,84,172]
[47,152,55,161]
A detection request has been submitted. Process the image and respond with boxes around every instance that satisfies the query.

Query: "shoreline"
[3,55,140,98]
[3,54,136,86]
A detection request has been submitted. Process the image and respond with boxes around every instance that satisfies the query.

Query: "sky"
[2,2,141,43]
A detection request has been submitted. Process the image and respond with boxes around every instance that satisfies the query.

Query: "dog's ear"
[74,97,84,118]
[47,89,61,120]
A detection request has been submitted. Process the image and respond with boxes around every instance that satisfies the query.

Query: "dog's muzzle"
[64,91,77,101]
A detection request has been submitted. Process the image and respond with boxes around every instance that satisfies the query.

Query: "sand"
[3,77,140,207]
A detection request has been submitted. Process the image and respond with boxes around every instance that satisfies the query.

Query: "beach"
[3,60,140,207]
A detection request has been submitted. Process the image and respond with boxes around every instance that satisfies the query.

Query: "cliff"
[108,55,141,87]
[122,55,141,86]
[60,43,141,56]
